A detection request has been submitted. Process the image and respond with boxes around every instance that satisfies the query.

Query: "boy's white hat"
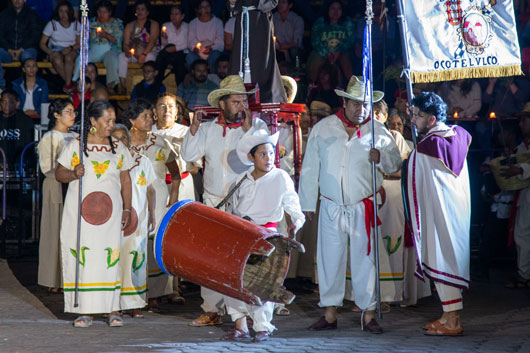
[236,129,279,166]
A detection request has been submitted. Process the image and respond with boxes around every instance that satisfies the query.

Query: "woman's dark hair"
[135,0,152,12]
[120,99,153,129]
[48,98,73,130]
[170,4,185,14]
[324,1,344,24]
[22,58,38,93]
[316,62,340,90]
[95,0,114,14]
[52,1,76,24]
[83,100,116,157]
[411,92,447,123]
[195,0,212,10]
[249,143,274,158]
[87,62,98,75]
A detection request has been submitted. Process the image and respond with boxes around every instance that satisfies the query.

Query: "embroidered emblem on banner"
[444,0,462,26]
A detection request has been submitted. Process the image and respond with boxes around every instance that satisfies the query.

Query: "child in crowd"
[12,58,49,119]
[222,129,305,342]
[131,61,166,102]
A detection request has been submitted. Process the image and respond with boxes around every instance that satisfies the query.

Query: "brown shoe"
[362,318,384,334]
[253,331,271,342]
[189,313,223,327]
[221,329,251,341]
[423,319,442,330]
[307,316,337,330]
[425,324,463,336]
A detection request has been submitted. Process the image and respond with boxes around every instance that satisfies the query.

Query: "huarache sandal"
[73,315,93,328]
[131,309,144,318]
[424,324,463,336]
[189,313,223,327]
[274,306,290,316]
[423,320,442,330]
[221,329,251,341]
[108,314,123,327]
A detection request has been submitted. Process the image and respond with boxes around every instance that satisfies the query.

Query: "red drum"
[154,200,303,306]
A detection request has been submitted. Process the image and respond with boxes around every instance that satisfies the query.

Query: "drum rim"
[154,199,194,275]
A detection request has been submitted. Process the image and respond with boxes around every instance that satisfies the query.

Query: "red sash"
[215,112,243,137]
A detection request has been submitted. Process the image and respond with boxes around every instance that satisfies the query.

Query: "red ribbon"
[261,222,278,229]
[215,112,243,137]
[336,109,367,138]
[165,172,190,184]
[362,197,382,256]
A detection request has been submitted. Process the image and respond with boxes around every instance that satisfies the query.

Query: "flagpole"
[364,0,383,320]
[396,0,418,146]
[74,0,90,307]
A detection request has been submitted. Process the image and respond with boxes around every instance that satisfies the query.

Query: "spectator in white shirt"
[156,5,189,86]
[186,0,224,73]
[39,2,80,93]
[273,0,304,66]
[224,16,236,52]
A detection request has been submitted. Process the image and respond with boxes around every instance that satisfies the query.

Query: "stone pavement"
[1,257,529,353]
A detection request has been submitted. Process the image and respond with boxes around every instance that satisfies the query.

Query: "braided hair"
[84,100,116,157]
[120,98,153,129]
[48,98,74,131]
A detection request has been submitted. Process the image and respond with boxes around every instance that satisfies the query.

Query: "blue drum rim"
[154,199,194,275]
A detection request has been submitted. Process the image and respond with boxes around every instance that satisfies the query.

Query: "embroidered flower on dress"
[136,170,147,186]
[155,148,165,162]
[117,154,124,170]
[71,152,80,168]
[92,160,110,179]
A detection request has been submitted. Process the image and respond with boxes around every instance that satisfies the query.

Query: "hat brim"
[236,132,280,166]
[334,89,384,103]
[207,88,258,108]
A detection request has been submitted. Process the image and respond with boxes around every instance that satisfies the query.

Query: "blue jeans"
[0,48,37,87]
[72,43,119,87]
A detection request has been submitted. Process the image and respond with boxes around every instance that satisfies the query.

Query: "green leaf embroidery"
[104,247,120,268]
[130,250,146,272]
[70,246,90,266]
[383,235,402,255]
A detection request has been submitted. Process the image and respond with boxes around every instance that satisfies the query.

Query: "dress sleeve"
[117,141,135,170]
[57,139,77,170]
[143,157,158,187]
[42,21,53,37]
[37,133,54,176]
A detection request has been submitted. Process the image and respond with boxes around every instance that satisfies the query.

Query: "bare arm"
[39,35,53,56]
[55,163,84,183]
[147,184,156,232]
[166,160,181,206]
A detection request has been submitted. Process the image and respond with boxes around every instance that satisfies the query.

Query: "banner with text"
[403,0,522,83]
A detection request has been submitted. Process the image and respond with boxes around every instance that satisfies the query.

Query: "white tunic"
[181,117,268,203]
[37,130,77,288]
[161,21,189,52]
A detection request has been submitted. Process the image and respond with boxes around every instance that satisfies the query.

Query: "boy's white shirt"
[227,167,305,233]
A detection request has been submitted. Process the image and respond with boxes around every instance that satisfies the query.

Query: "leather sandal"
[307,316,337,330]
[423,320,442,330]
[425,324,463,336]
[221,329,251,341]
[361,311,383,334]
[73,315,93,328]
[189,313,223,327]
[108,314,123,327]
[253,331,271,342]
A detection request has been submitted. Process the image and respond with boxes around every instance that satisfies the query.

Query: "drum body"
[154,200,301,305]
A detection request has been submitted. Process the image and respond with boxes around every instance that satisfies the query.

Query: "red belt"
[261,222,278,229]
[165,172,190,184]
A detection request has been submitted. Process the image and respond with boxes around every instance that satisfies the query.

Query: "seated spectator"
[177,59,218,110]
[307,62,343,112]
[307,0,354,83]
[437,79,481,118]
[71,76,92,109]
[482,77,530,117]
[186,0,223,72]
[0,0,42,90]
[119,0,160,92]
[11,58,48,119]
[0,89,35,171]
[273,0,304,67]
[131,61,166,102]
[90,86,110,103]
[39,1,80,93]
[223,15,236,53]
[86,62,105,90]
[72,0,123,92]
[156,4,188,87]
[207,53,230,85]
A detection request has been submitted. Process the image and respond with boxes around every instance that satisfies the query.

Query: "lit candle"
[453,111,459,119]
[489,111,496,119]
[130,48,135,56]
[196,42,201,50]
[273,35,277,43]
[96,27,102,33]
[162,26,167,32]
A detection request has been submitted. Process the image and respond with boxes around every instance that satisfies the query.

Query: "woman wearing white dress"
[56,100,133,328]
[37,99,78,292]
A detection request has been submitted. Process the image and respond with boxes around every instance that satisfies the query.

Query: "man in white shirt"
[181,75,268,327]
[299,76,401,334]
[156,5,189,86]
[273,0,304,65]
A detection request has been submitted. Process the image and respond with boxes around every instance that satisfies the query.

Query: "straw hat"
[309,100,332,117]
[334,76,384,103]
[236,129,280,166]
[281,75,298,103]
[207,75,258,108]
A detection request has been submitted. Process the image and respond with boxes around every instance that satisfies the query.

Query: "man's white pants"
[317,198,377,311]
[514,199,530,280]
[435,282,463,312]
[199,196,225,313]
[224,296,276,333]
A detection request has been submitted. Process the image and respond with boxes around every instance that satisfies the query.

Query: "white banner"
[403,0,522,83]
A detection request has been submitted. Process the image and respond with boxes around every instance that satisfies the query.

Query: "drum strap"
[215,174,248,209]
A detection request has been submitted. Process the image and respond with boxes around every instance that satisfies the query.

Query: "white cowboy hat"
[281,75,298,103]
[207,75,258,108]
[334,75,384,103]
[236,129,280,166]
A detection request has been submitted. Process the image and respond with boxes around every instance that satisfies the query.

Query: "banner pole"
[396,0,418,147]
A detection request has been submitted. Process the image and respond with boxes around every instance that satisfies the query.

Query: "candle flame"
[489,111,496,119]
[196,42,201,49]
[273,35,277,43]
[96,27,102,32]
[162,26,167,32]
[130,48,135,55]
[453,111,459,119]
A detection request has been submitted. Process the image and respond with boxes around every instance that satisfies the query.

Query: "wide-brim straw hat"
[281,75,298,103]
[309,100,331,117]
[236,129,280,166]
[334,75,384,103]
[207,75,258,108]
